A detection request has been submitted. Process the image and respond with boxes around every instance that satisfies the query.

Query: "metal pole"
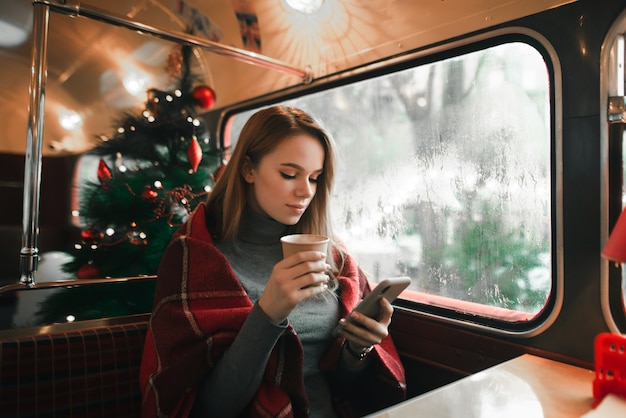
[34,0,313,82]
[20,2,50,286]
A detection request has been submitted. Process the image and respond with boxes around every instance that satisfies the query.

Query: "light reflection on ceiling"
[258,0,403,82]
[0,0,576,156]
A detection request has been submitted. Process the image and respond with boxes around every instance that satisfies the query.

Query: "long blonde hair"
[207,106,345,276]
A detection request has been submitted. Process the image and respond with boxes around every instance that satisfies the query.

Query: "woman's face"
[243,134,325,225]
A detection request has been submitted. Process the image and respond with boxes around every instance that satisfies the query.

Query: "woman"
[140,106,406,418]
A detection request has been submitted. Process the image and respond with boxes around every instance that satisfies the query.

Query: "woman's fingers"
[281,251,330,290]
[338,321,374,348]
[338,313,387,343]
[336,298,394,347]
[258,252,331,322]
[298,273,330,295]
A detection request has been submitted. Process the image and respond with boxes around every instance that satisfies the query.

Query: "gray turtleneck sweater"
[191,208,341,418]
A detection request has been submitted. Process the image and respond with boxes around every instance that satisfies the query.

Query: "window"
[226,40,553,323]
[602,28,626,333]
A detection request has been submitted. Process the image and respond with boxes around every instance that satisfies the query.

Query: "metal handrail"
[35,0,313,81]
[2,274,156,296]
[19,0,313,286]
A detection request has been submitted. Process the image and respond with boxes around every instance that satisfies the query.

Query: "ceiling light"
[284,0,325,14]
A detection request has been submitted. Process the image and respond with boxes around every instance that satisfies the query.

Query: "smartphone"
[333,276,411,336]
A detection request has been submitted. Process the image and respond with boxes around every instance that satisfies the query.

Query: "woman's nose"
[295,179,314,197]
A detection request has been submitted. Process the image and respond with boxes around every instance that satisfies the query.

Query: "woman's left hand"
[335,297,393,351]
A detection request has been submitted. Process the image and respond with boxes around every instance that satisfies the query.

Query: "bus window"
[602,29,626,333]
[226,40,553,325]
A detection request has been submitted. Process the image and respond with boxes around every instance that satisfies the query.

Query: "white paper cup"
[280,234,329,258]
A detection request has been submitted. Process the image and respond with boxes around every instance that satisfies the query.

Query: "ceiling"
[0,0,575,157]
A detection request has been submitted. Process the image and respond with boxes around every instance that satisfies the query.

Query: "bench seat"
[0,314,149,418]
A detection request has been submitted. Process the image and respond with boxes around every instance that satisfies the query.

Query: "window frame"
[218,28,563,337]
[600,8,626,334]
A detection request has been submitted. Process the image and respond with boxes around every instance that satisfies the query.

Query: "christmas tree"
[62,43,220,280]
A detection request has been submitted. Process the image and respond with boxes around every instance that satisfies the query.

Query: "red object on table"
[593,332,626,404]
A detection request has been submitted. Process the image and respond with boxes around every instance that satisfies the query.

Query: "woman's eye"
[309,177,319,184]
[280,172,296,180]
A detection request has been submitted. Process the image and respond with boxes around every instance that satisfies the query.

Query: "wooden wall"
[389,308,595,399]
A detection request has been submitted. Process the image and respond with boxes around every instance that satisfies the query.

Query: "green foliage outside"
[442,201,549,312]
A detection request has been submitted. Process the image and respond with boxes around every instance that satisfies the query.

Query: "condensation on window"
[228,42,552,316]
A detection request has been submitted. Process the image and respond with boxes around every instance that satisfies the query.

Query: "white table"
[368,354,596,417]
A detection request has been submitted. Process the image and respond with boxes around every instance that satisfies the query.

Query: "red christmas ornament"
[77,263,101,279]
[141,186,159,203]
[81,227,103,243]
[187,136,203,173]
[97,158,112,188]
[192,85,216,109]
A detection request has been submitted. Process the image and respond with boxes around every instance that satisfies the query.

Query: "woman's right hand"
[257,251,330,323]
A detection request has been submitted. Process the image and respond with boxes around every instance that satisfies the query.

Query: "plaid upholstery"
[0,319,148,418]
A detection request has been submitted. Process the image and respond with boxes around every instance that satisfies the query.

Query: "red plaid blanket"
[139,203,406,417]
